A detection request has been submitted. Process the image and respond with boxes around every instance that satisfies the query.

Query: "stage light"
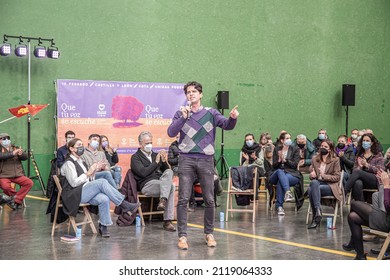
[0,43,12,56]
[34,45,46,58]
[15,44,28,57]
[47,47,60,59]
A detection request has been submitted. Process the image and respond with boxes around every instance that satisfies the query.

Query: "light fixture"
[34,45,46,58]
[15,44,28,57]
[47,46,60,59]
[0,43,12,56]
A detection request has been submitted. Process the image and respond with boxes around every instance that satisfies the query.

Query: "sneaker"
[363,233,379,242]
[231,186,243,192]
[205,234,217,247]
[178,236,188,250]
[98,223,110,238]
[277,206,285,216]
[0,194,11,206]
[284,191,295,202]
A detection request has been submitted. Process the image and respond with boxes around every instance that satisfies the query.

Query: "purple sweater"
[167,107,237,158]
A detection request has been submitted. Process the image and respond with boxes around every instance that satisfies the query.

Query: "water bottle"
[76,226,82,239]
[136,215,141,227]
[219,211,225,222]
[327,217,333,229]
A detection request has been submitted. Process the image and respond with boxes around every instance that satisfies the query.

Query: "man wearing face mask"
[292,134,315,174]
[312,128,329,152]
[131,131,176,232]
[0,133,34,210]
[80,134,117,189]
[56,130,76,169]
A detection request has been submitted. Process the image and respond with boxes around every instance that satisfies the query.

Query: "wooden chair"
[51,175,97,236]
[226,167,258,223]
[136,192,165,226]
[346,188,378,205]
[306,171,344,228]
[368,228,390,260]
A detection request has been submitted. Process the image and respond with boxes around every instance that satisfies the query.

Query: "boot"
[307,207,322,229]
[342,240,355,251]
[120,200,140,216]
[354,253,367,260]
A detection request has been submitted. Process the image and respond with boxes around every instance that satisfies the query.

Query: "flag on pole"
[8,104,49,118]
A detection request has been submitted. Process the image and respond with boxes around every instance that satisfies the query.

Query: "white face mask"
[90,140,99,150]
[144,144,152,153]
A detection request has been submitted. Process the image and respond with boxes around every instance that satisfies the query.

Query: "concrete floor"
[0,184,384,260]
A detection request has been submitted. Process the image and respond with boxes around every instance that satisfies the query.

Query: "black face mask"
[337,143,345,149]
[76,146,85,156]
[319,148,329,155]
[297,143,305,149]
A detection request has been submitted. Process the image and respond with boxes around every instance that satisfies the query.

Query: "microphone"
[186,101,192,120]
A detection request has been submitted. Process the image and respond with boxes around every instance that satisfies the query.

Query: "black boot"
[354,253,367,260]
[307,207,322,229]
[342,240,355,251]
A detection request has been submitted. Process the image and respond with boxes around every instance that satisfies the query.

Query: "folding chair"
[51,175,97,236]
[368,228,390,260]
[137,193,165,226]
[226,167,258,223]
[306,171,344,228]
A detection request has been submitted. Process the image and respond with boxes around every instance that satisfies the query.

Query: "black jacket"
[168,141,180,168]
[131,148,170,190]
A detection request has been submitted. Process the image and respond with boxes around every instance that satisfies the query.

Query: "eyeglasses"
[1,137,10,140]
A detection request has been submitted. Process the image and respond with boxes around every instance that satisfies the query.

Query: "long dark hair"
[315,139,336,164]
[356,133,380,156]
[65,138,82,158]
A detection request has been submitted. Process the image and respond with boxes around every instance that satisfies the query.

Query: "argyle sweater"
[167,107,237,158]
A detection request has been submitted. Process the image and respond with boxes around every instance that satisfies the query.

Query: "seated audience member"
[307,139,341,229]
[80,134,117,189]
[0,133,33,210]
[168,134,180,174]
[365,129,383,154]
[335,135,356,187]
[312,128,329,152]
[268,132,302,215]
[101,135,122,188]
[348,128,359,154]
[263,144,274,177]
[384,147,390,171]
[342,170,390,260]
[273,130,288,148]
[61,138,139,238]
[344,133,384,202]
[240,133,260,165]
[131,131,176,232]
[56,130,75,169]
[292,134,315,173]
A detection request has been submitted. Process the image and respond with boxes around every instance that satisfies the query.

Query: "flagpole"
[0,116,17,124]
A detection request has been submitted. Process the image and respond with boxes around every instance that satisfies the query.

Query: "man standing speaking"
[167,81,239,250]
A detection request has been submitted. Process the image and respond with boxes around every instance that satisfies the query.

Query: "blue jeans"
[80,178,125,226]
[95,170,117,189]
[177,156,215,237]
[307,180,333,209]
[110,166,122,188]
[269,169,300,208]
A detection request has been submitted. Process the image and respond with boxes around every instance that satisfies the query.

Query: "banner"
[56,79,186,175]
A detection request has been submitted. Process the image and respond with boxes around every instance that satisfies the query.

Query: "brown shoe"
[178,236,188,250]
[205,234,217,247]
[157,198,167,211]
[163,221,176,232]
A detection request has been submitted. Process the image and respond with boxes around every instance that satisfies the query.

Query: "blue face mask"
[318,134,325,140]
[284,139,292,146]
[90,140,99,150]
[246,140,254,147]
[362,141,371,150]
[2,139,11,147]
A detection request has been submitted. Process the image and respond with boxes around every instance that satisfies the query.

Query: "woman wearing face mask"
[101,135,121,188]
[344,133,384,202]
[268,132,302,215]
[240,133,260,165]
[307,139,341,229]
[60,138,139,238]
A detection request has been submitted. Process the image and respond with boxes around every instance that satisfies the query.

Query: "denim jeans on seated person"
[110,166,122,188]
[269,169,300,208]
[95,170,117,189]
[80,178,125,226]
[307,180,333,209]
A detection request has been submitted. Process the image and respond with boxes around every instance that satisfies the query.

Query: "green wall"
[1,0,389,189]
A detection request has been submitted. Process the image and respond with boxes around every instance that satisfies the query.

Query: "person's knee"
[354,179,364,189]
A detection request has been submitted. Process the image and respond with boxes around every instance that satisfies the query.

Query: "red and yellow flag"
[8,104,49,118]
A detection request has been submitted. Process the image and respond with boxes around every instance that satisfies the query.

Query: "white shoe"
[231,186,243,192]
[284,191,295,202]
[277,206,285,216]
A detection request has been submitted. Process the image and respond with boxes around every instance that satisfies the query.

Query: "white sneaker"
[231,186,243,192]
[277,206,285,216]
[284,191,295,202]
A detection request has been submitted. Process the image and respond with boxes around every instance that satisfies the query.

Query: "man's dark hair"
[88,134,100,140]
[183,81,202,94]
[65,130,75,137]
